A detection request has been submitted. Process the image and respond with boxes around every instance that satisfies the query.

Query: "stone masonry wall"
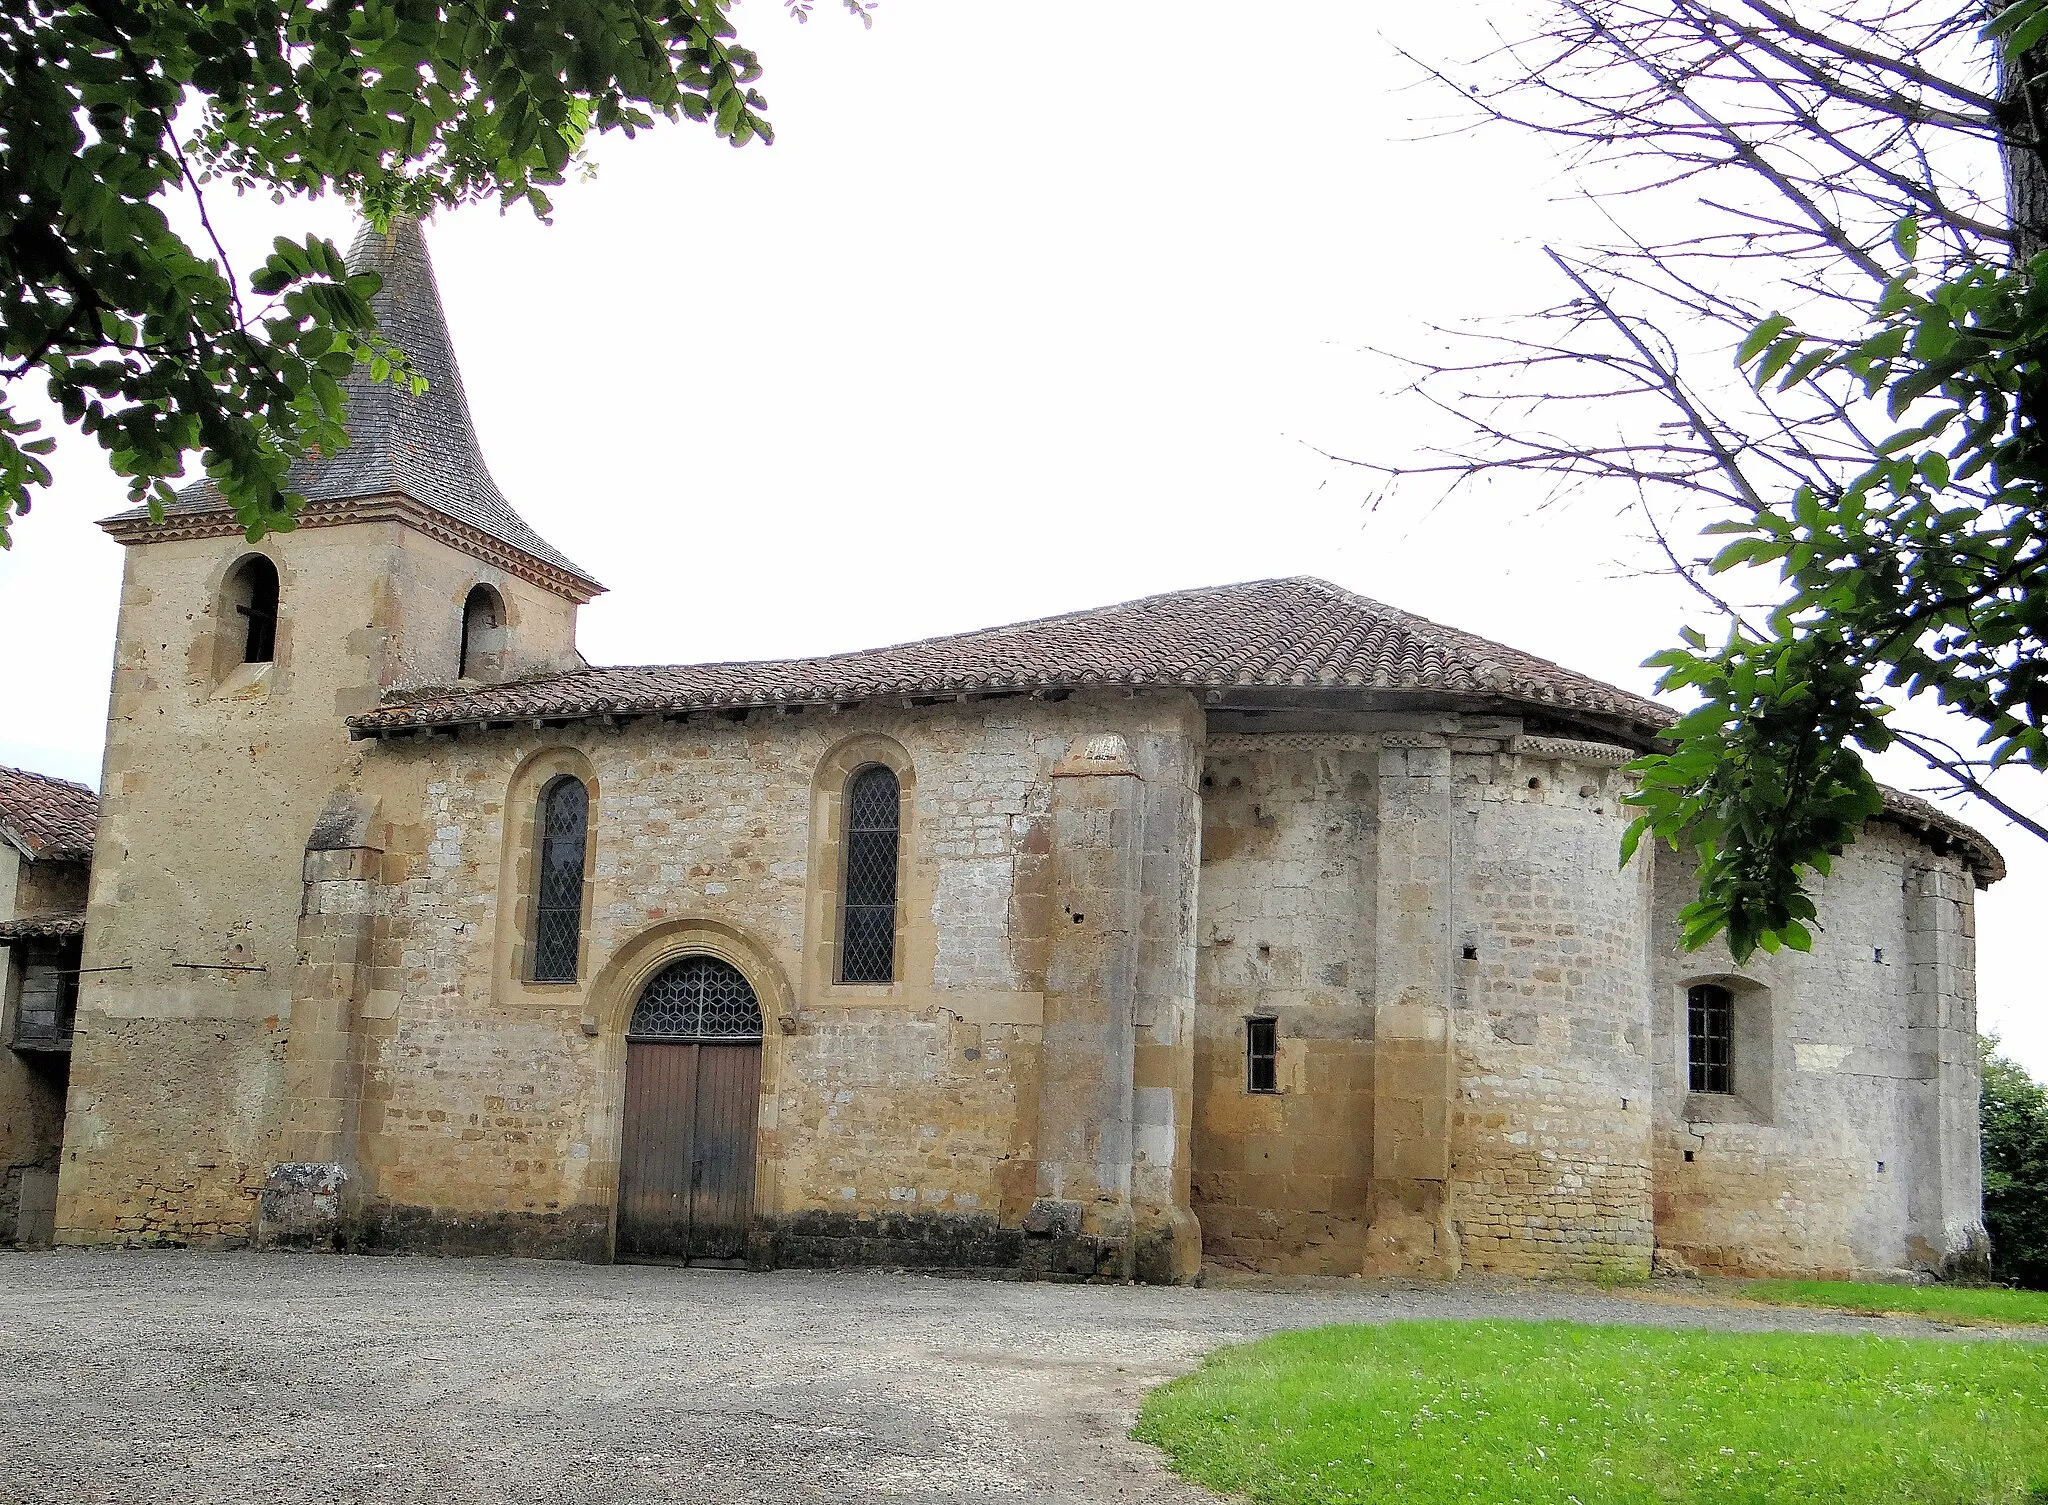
[348,689,1201,1266]
[1191,723,1656,1280]
[1193,736,1377,1274]
[1649,822,1985,1277]
[1450,737,1656,1278]
[58,520,581,1249]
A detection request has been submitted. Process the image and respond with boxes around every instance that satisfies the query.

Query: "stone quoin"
[6,218,2002,1280]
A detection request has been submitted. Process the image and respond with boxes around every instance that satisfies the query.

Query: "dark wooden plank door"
[618,1041,698,1259]
[617,1039,759,1261]
[689,1044,762,1261]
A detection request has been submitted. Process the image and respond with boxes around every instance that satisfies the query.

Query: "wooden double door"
[616,1038,762,1263]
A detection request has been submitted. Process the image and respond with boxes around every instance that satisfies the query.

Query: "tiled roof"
[1879,786,2007,886]
[349,576,1673,732]
[103,218,599,593]
[0,914,86,941]
[347,575,2006,884]
[0,766,99,863]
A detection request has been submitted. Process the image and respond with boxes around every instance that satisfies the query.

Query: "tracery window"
[629,956,764,1039]
[229,555,279,664]
[531,776,589,983]
[1688,983,1734,1094]
[837,763,900,984]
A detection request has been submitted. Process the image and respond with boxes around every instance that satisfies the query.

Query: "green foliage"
[1625,230,2047,959]
[1135,1320,2048,1505]
[1744,1278,2048,1324]
[1983,1040,2048,1290]
[0,0,775,546]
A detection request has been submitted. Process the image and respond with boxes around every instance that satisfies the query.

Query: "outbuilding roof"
[102,218,600,597]
[0,766,99,863]
[347,576,1671,733]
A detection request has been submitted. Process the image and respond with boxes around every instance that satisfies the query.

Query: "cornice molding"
[99,492,601,604]
[1205,733,1380,754]
[1510,734,1635,767]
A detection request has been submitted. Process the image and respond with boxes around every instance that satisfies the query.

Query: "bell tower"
[58,217,601,1247]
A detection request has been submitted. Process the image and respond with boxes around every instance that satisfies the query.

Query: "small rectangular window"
[1688,983,1733,1094]
[1246,1016,1279,1093]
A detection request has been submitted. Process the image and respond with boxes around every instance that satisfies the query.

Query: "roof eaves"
[101,491,604,603]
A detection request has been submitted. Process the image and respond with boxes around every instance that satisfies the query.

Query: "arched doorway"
[616,955,764,1263]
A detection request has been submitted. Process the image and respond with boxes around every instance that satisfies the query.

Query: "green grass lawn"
[1133,1320,2048,1504]
[1743,1279,2048,1327]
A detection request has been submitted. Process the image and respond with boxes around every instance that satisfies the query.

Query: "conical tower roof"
[104,217,599,596]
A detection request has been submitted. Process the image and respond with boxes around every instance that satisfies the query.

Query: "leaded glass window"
[1688,983,1733,1094]
[531,776,588,983]
[630,955,763,1039]
[838,764,900,984]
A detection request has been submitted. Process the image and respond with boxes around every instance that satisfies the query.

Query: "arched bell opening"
[615,954,765,1264]
[457,583,507,681]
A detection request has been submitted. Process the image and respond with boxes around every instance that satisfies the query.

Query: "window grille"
[629,955,763,1040]
[532,777,588,982]
[838,764,900,983]
[1688,983,1733,1094]
[235,556,279,664]
[1246,1016,1279,1093]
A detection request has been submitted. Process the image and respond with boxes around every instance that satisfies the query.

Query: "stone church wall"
[1448,737,1655,1278]
[1191,726,1658,1281]
[56,521,579,1248]
[1193,737,1378,1273]
[340,688,1201,1267]
[55,512,1987,1278]
[1648,822,1986,1278]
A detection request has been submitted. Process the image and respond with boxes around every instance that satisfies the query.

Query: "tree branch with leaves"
[0,0,795,548]
[1355,0,2046,958]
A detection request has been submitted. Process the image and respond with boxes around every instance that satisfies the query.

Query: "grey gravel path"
[0,1251,2030,1505]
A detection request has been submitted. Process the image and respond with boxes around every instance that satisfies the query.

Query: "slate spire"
[289,215,598,589]
[108,215,599,595]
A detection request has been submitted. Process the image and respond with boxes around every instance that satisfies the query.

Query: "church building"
[25,219,2001,1280]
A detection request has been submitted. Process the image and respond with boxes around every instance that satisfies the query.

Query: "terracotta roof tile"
[1878,786,2007,886]
[0,914,85,941]
[347,575,2006,885]
[348,576,1671,732]
[0,766,99,863]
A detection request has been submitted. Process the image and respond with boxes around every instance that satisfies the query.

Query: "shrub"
[1983,1038,2048,1290]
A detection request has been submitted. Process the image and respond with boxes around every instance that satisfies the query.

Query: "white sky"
[1,1,2040,1070]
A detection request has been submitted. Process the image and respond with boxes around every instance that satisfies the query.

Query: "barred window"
[838,764,900,983]
[1246,1016,1279,1093]
[1688,983,1733,1094]
[531,776,589,983]
[629,955,763,1040]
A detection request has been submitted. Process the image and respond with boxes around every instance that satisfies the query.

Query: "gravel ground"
[0,1251,2031,1505]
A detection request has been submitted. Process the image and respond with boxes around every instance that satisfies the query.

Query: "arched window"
[531,776,589,982]
[226,555,279,664]
[458,584,505,681]
[1688,983,1734,1094]
[838,763,900,983]
[629,956,764,1039]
